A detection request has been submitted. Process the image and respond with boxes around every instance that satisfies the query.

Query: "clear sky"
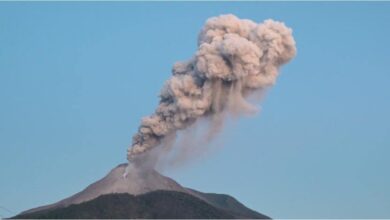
[1,2,390,218]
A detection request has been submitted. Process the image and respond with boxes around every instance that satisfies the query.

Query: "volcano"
[14,164,269,219]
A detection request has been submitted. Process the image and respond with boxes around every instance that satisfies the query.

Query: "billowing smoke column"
[127,14,296,163]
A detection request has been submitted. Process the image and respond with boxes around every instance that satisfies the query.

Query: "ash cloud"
[127,14,296,166]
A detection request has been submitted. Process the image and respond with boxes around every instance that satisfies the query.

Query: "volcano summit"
[14,164,269,219]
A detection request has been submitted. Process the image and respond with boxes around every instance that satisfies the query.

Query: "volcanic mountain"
[14,164,269,219]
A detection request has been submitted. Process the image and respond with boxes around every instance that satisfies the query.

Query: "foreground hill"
[15,191,244,219]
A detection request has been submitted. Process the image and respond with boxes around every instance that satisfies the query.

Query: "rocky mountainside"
[14,163,269,219]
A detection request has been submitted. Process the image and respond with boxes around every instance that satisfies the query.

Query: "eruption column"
[127,14,296,164]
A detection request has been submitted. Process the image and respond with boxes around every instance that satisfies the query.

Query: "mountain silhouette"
[13,164,270,219]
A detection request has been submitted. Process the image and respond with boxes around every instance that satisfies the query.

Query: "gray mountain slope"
[18,163,270,219]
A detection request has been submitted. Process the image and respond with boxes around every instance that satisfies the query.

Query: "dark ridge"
[187,188,270,219]
[13,190,270,219]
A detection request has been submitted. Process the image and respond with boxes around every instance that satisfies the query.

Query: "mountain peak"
[21,163,186,215]
[18,164,269,219]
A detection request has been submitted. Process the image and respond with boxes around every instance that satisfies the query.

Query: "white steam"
[127,14,296,166]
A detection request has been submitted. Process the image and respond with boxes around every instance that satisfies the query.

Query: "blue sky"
[1,2,390,218]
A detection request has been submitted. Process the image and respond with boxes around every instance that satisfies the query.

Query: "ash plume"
[127,14,296,165]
